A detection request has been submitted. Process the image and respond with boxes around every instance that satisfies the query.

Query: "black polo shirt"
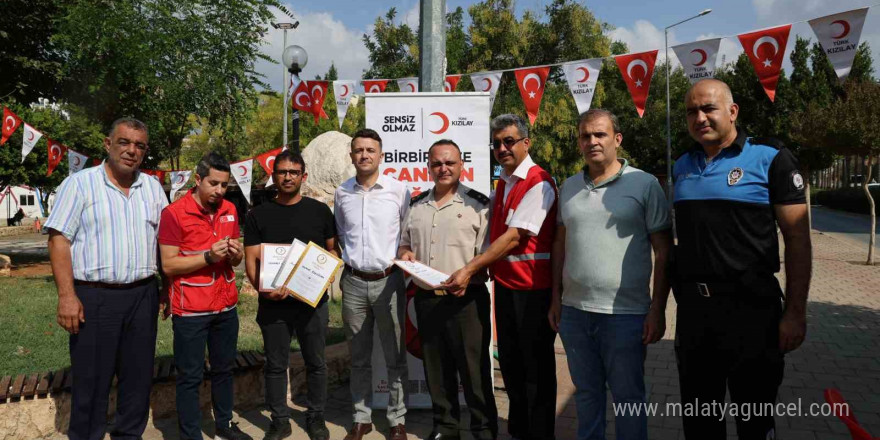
[672,130,806,282]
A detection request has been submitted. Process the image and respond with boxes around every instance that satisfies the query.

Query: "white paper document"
[393,259,450,289]
[259,239,307,292]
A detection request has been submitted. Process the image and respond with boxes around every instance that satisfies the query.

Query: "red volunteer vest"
[489,164,557,290]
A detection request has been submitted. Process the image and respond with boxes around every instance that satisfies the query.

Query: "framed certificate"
[258,239,307,292]
[281,242,343,307]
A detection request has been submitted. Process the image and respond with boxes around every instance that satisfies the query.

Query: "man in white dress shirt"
[334,128,410,440]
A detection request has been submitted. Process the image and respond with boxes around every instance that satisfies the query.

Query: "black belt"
[674,279,780,301]
[74,276,156,290]
[345,264,397,281]
[675,281,740,298]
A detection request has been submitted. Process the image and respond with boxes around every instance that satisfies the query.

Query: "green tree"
[0,0,65,104]
[362,8,418,81]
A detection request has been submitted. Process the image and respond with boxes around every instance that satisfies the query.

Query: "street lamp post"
[282,44,308,152]
[665,8,712,205]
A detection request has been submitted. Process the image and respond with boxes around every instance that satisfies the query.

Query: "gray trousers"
[341,267,408,426]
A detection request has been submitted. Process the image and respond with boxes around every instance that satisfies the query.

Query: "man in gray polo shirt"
[548,109,672,440]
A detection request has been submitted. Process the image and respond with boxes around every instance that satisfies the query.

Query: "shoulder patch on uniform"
[749,137,784,149]
[409,191,430,206]
[466,189,490,205]
[790,170,805,192]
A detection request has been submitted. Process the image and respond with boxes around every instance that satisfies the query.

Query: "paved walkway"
[78,230,880,439]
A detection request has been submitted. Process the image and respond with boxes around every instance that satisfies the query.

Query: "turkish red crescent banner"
[396,78,419,93]
[256,147,284,176]
[46,138,68,176]
[141,169,166,183]
[809,8,868,83]
[363,79,388,94]
[469,72,502,109]
[738,24,791,102]
[307,80,330,123]
[290,80,314,115]
[68,149,89,174]
[2,107,22,146]
[614,50,658,118]
[513,66,551,125]
[444,75,461,92]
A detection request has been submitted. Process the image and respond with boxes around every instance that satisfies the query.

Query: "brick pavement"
[101,230,880,440]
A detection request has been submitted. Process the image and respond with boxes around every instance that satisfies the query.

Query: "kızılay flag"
[444,75,461,92]
[809,8,868,83]
[333,80,356,128]
[256,147,284,187]
[21,123,43,163]
[230,159,253,204]
[46,138,68,176]
[308,80,330,123]
[1,107,22,146]
[363,79,389,93]
[738,24,791,102]
[614,50,658,118]
[141,169,166,183]
[169,170,192,202]
[68,149,89,174]
[513,66,551,125]
[672,38,722,84]
[396,78,419,93]
[561,59,602,115]
[469,72,502,109]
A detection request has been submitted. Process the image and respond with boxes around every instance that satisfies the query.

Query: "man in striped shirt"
[46,118,168,440]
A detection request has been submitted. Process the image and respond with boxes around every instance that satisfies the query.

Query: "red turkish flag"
[46,138,68,176]
[256,147,284,176]
[444,75,461,92]
[141,169,167,183]
[290,80,315,116]
[738,25,791,102]
[614,50,658,118]
[363,80,388,93]
[307,80,330,123]
[514,66,551,125]
[2,107,23,146]
[92,158,102,166]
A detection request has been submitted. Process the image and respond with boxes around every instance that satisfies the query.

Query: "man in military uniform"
[397,139,496,440]
[673,78,812,440]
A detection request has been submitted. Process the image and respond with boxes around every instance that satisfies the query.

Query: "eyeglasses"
[490,137,526,150]
[274,169,303,177]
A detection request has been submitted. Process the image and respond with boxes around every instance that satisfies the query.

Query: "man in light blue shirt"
[548,109,672,440]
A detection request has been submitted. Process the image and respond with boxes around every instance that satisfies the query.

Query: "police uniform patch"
[791,171,805,191]
[727,167,744,186]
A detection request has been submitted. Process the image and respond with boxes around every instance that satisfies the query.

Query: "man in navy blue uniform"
[672,79,812,440]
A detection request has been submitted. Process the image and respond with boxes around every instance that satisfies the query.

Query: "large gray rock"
[301,131,355,206]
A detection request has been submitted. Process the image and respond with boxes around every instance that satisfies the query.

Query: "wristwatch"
[204,251,214,265]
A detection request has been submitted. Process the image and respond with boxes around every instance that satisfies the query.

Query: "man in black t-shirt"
[244,151,337,440]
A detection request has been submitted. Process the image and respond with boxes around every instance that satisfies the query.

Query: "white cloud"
[609,20,682,67]
[402,1,420,29]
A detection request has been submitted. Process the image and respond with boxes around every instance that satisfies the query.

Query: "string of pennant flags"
[0,6,871,204]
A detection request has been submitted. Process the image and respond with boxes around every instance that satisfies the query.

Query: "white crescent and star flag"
[21,123,43,163]
[333,80,356,128]
[513,66,551,125]
[1,107,23,146]
[809,8,869,83]
[561,59,602,115]
[469,72,502,109]
[737,24,791,102]
[169,170,192,202]
[230,159,253,204]
[396,78,419,93]
[672,38,722,84]
[46,138,68,176]
[68,149,89,174]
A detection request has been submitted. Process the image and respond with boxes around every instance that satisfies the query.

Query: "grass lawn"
[0,275,346,377]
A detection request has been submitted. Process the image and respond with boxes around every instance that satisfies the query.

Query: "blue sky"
[255,0,880,92]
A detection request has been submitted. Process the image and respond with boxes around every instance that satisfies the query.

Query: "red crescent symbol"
[831,20,851,39]
[73,156,81,166]
[341,84,350,97]
[26,131,34,141]
[429,112,450,134]
[408,83,416,92]
[691,49,708,67]
[238,165,247,177]
[482,78,492,92]
[576,67,590,83]
[176,174,185,184]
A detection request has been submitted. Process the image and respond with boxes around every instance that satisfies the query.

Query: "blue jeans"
[558,306,647,440]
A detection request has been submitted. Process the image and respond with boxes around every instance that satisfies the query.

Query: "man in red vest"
[444,114,558,440]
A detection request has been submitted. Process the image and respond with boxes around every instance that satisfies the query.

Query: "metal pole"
[282,29,289,149]
[419,0,446,92]
[291,70,301,152]
[665,29,672,206]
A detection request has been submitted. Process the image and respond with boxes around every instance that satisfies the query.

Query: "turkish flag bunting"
[363,79,388,93]
[514,66,551,125]
[737,24,791,102]
[141,169,166,183]
[256,147,284,176]
[290,79,314,116]
[92,158,102,166]
[444,75,461,92]
[809,9,867,83]
[68,150,89,174]
[2,107,23,146]
[614,50,658,118]
[307,80,330,123]
[46,138,68,176]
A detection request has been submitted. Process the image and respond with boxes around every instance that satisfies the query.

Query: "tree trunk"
[804,168,812,230]
[863,155,875,265]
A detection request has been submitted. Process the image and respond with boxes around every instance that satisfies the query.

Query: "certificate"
[393,259,450,289]
[281,242,343,307]
[258,239,306,292]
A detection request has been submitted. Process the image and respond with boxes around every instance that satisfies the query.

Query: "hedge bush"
[814,186,880,216]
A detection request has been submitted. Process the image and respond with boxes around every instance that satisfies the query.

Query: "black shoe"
[306,414,330,440]
[262,420,292,440]
[216,421,253,440]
